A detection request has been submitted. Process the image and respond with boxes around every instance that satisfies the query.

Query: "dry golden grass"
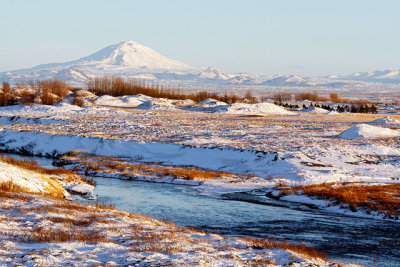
[0,154,76,177]
[0,181,330,265]
[27,228,108,243]
[240,237,326,260]
[0,182,33,202]
[0,180,30,193]
[0,179,66,199]
[64,152,245,181]
[21,199,115,215]
[0,153,93,192]
[277,182,400,218]
[45,214,114,227]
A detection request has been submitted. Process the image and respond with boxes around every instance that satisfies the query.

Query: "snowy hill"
[1,40,399,92]
[261,75,310,86]
[344,69,400,84]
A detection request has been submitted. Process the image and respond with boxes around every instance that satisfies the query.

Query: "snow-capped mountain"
[32,41,194,71]
[343,70,400,84]
[0,40,399,91]
[261,75,310,87]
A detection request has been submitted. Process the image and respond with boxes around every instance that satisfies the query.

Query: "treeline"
[269,92,371,105]
[277,102,377,114]
[0,80,71,106]
[87,76,243,103]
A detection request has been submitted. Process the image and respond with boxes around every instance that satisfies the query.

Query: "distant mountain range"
[1,40,399,91]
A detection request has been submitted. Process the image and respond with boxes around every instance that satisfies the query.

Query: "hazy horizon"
[1,0,399,76]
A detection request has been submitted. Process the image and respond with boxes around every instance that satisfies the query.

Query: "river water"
[6,153,400,266]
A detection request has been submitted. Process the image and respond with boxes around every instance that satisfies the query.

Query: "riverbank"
[0,155,345,266]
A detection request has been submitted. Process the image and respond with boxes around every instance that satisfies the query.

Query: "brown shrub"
[277,182,400,217]
[87,76,242,103]
[0,180,28,193]
[66,152,237,181]
[28,227,107,243]
[295,92,321,102]
[330,93,339,102]
[19,90,35,105]
[72,95,85,107]
[271,92,292,103]
[241,237,326,260]
[0,154,79,177]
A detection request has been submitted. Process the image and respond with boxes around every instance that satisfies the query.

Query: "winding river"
[7,153,400,266]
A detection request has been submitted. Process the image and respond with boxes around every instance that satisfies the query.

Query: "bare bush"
[87,76,243,103]
[272,92,292,103]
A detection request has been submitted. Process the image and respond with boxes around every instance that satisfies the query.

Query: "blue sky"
[1,0,399,75]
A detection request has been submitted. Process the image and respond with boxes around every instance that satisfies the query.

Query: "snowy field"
[0,92,398,265]
[0,94,398,220]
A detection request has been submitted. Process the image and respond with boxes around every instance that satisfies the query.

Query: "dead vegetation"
[62,151,254,181]
[277,182,400,218]
[27,228,108,243]
[0,169,330,265]
[0,153,93,185]
[87,76,242,103]
[1,79,71,106]
[294,91,371,105]
[0,153,74,176]
[240,237,326,260]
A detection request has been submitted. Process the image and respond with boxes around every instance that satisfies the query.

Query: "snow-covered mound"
[0,103,82,117]
[0,103,128,118]
[0,116,67,125]
[185,98,228,111]
[214,102,294,115]
[94,94,153,107]
[326,111,339,115]
[338,124,400,139]
[65,184,95,199]
[370,116,400,125]
[0,161,69,197]
[135,98,178,111]
[199,98,228,107]
[301,106,330,114]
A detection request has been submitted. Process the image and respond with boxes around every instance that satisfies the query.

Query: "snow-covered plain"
[0,98,399,220]
[0,94,398,265]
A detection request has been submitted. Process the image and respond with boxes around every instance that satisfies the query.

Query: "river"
[6,153,400,266]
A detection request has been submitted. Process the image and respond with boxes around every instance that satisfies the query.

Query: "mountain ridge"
[0,41,399,90]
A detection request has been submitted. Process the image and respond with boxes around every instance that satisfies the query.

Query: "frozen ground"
[0,163,344,266]
[0,97,399,219]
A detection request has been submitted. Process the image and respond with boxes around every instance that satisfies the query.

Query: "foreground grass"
[0,180,335,266]
[278,182,400,218]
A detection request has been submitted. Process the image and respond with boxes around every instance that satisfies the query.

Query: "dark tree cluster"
[274,100,378,114]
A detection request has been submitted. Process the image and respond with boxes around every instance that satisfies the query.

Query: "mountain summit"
[35,41,193,71]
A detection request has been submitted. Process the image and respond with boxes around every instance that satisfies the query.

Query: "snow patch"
[300,106,330,114]
[214,102,295,115]
[338,124,400,139]
[65,184,96,199]
[370,116,400,125]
